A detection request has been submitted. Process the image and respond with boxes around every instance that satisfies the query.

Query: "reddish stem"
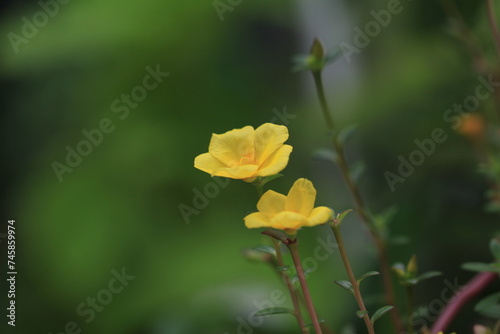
[431,272,497,334]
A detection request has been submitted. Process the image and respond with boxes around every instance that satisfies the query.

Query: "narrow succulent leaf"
[304,267,313,278]
[350,162,366,183]
[337,209,353,224]
[474,292,500,318]
[371,306,394,324]
[390,235,410,245]
[392,262,406,277]
[255,307,294,317]
[338,124,359,144]
[490,239,500,261]
[357,271,380,284]
[251,245,276,257]
[415,271,442,282]
[356,310,369,318]
[313,149,337,163]
[462,262,500,273]
[305,319,326,330]
[334,280,354,293]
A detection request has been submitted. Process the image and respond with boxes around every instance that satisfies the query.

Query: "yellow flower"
[244,178,332,230]
[194,123,293,182]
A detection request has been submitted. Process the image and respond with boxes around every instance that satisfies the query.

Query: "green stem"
[331,225,375,334]
[311,67,403,333]
[271,239,309,334]
[439,0,490,73]
[255,182,264,199]
[405,286,414,334]
[287,239,323,334]
[257,183,308,333]
[312,71,335,131]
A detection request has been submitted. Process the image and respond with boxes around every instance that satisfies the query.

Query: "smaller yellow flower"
[194,123,293,182]
[244,178,332,230]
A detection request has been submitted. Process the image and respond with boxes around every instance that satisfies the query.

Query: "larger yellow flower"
[245,178,332,230]
[194,123,293,182]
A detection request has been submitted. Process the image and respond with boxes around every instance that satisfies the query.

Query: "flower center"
[238,153,255,165]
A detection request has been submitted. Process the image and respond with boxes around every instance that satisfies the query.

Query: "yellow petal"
[285,178,316,216]
[244,212,271,228]
[270,211,309,230]
[209,126,255,167]
[256,145,293,177]
[212,165,259,179]
[254,123,289,165]
[257,190,287,217]
[194,153,227,175]
[307,206,332,226]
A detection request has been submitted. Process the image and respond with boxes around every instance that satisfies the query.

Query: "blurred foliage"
[1,0,500,333]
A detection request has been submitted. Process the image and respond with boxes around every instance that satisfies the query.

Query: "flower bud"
[407,255,418,277]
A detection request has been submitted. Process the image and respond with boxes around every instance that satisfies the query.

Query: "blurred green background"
[1,0,499,333]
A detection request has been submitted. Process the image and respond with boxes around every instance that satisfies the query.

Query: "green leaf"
[389,235,410,245]
[291,54,312,72]
[350,162,366,183]
[400,271,441,286]
[242,247,275,262]
[338,124,359,144]
[357,271,380,284]
[251,245,276,257]
[277,265,289,272]
[305,318,326,330]
[373,206,398,234]
[474,292,500,318]
[462,262,500,273]
[304,267,314,278]
[313,149,337,163]
[254,307,294,317]
[392,262,406,277]
[406,278,418,285]
[490,239,500,261]
[356,310,369,318]
[324,49,343,65]
[289,275,300,290]
[415,271,442,282]
[334,280,354,294]
[291,42,342,73]
[371,305,394,324]
[336,209,353,224]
